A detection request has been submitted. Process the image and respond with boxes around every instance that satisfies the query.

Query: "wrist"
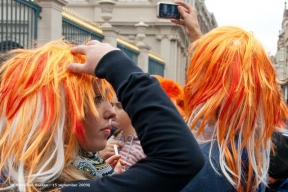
[189,30,202,43]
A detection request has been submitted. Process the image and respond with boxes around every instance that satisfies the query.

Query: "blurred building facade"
[275,2,288,102]
[65,0,217,84]
[0,0,217,85]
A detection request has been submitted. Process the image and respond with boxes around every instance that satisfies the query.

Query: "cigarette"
[114,144,119,155]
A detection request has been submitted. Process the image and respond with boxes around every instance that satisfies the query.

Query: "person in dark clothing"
[269,133,288,180]
[61,41,205,191]
[0,39,204,191]
[171,1,288,192]
[266,132,288,191]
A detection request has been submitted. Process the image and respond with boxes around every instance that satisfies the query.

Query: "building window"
[280,47,285,61]
[148,58,164,76]
[62,18,104,43]
[117,44,139,65]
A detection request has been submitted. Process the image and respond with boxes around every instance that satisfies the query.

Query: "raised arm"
[171,1,202,43]
[63,41,204,192]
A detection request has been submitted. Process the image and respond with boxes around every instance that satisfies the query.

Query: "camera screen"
[159,3,180,19]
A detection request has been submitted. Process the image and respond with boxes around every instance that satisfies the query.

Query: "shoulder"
[181,143,234,192]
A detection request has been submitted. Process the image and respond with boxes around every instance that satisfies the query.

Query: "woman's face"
[110,95,132,130]
[81,86,116,152]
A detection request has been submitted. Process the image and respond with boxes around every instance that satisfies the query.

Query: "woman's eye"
[94,95,103,104]
[115,103,122,109]
[111,102,122,109]
[117,104,123,109]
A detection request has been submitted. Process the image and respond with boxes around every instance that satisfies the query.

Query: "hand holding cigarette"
[105,146,127,174]
[114,144,119,155]
[98,141,123,160]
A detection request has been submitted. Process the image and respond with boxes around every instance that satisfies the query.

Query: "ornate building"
[0,0,217,85]
[65,0,217,85]
[275,2,288,102]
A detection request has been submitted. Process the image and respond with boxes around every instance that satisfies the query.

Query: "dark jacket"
[182,142,265,192]
[269,132,288,179]
[266,132,288,191]
[61,50,204,192]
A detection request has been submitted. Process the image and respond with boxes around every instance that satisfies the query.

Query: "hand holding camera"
[160,1,202,43]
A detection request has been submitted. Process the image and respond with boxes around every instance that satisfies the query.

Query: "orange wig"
[152,75,185,117]
[185,26,288,192]
[0,39,111,191]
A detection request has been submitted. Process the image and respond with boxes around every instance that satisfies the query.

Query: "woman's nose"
[103,100,116,119]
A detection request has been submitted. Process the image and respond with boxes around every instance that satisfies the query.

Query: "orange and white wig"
[0,40,110,191]
[185,26,288,192]
[152,75,185,117]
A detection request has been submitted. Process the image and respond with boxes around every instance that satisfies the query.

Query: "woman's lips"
[101,126,112,136]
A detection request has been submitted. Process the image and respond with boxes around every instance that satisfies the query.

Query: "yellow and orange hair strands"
[184,26,288,192]
[0,39,110,191]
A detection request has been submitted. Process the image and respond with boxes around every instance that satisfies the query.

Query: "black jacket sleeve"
[269,132,288,179]
[61,50,204,192]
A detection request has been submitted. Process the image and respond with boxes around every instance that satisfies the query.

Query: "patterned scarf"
[72,152,115,179]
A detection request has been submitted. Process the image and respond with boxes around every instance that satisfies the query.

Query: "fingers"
[175,1,191,12]
[113,159,127,174]
[99,141,119,159]
[109,140,120,145]
[171,1,191,26]
[105,155,128,174]
[116,141,123,148]
[109,140,123,148]
[67,41,120,76]
[106,154,121,164]
[66,63,89,75]
[86,40,100,46]
[114,161,124,174]
[68,45,94,75]
[171,18,183,25]
[176,4,190,19]
[70,45,88,55]
[118,159,127,166]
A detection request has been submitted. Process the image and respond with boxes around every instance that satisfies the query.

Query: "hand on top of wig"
[67,40,120,76]
[171,1,202,43]
[106,155,127,174]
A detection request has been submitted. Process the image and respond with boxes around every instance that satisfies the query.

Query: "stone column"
[137,45,150,72]
[170,34,178,80]
[135,20,150,71]
[37,0,67,45]
[156,34,175,80]
[176,39,181,83]
[99,0,118,47]
[135,19,148,46]
[178,40,186,85]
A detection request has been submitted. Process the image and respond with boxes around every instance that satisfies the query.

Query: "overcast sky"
[205,0,286,55]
